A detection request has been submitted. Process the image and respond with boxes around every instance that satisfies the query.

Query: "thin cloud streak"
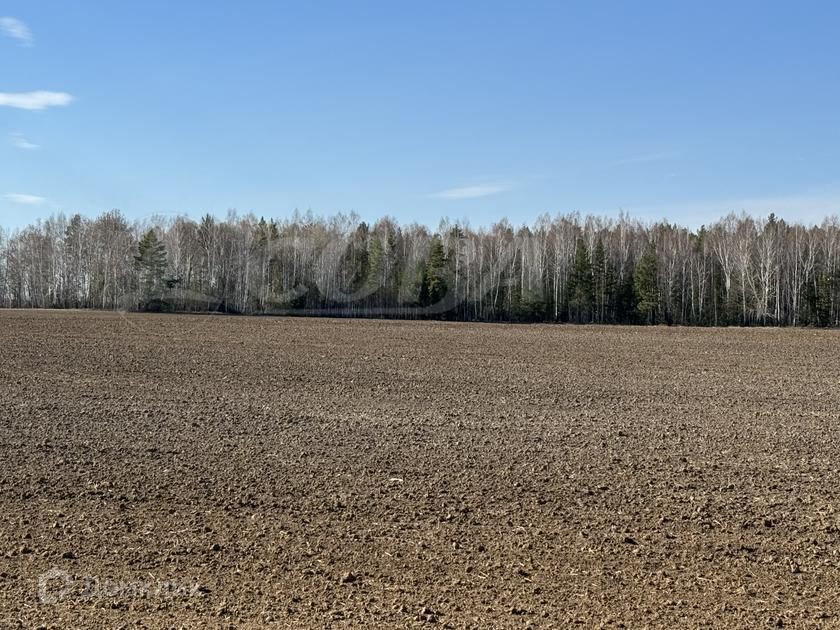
[0,17,32,45]
[4,193,46,206]
[0,91,73,111]
[430,183,513,200]
[11,133,39,150]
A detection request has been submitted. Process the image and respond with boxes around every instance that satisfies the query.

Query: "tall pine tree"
[634,242,659,324]
[134,229,168,310]
[569,238,592,322]
[420,236,448,311]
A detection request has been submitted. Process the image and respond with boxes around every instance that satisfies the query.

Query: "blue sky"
[1,1,839,230]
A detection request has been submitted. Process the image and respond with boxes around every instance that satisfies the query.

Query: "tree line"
[1,209,838,327]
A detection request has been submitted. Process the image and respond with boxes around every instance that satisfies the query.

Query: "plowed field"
[1,310,839,628]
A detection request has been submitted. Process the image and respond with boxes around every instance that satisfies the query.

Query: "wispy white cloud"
[0,91,73,111]
[0,17,32,45]
[430,183,513,200]
[4,193,45,206]
[10,133,39,150]
[613,151,678,166]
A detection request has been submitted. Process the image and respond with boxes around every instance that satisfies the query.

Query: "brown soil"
[1,310,839,628]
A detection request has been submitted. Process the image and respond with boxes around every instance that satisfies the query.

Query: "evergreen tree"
[569,238,592,322]
[366,236,384,291]
[350,223,370,294]
[634,242,659,324]
[134,229,168,309]
[420,236,448,310]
